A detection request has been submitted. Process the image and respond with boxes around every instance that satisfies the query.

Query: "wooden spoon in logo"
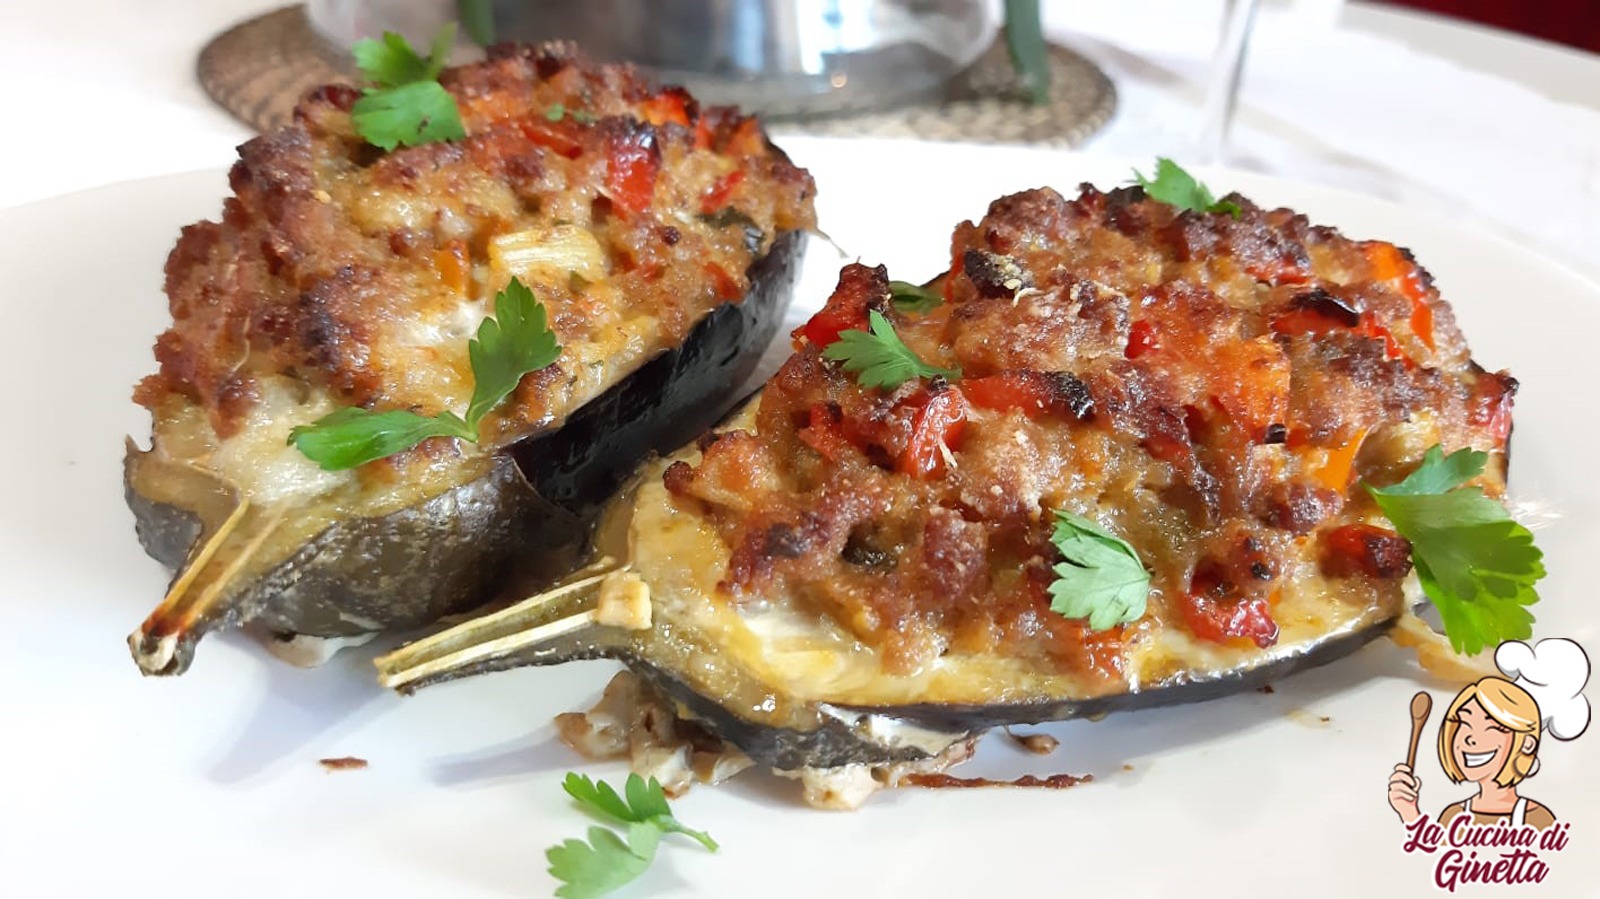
[1406,691,1433,768]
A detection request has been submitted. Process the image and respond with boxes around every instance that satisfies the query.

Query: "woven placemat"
[199,4,1116,146]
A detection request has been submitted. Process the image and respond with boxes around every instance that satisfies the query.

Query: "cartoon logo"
[1387,638,1590,889]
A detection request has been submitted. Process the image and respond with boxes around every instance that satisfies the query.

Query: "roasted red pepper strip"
[1365,242,1436,351]
[900,386,968,478]
[605,128,660,217]
[965,370,1095,420]
[516,119,584,158]
[1271,305,1406,363]
[797,403,853,462]
[1179,567,1279,648]
[795,266,882,348]
[1321,523,1413,579]
[702,261,743,300]
[700,169,746,215]
[965,372,1054,415]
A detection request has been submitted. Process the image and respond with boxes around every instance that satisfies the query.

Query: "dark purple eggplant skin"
[126,229,805,675]
[515,228,804,513]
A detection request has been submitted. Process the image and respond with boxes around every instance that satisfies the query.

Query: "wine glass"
[1196,0,1261,165]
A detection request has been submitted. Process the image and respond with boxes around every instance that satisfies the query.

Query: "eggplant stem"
[157,498,251,615]
[375,560,621,692]
[129,501,288,675]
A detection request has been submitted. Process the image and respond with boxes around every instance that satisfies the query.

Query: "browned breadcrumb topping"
[665,184,1513,680]
[137,43,815,448]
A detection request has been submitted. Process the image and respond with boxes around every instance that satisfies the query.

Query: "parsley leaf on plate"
[349,25,465,150]
[562,773,719,852]
[546,825,655,899]
[1131,157,1242,218]
[289,277,560,470]
[1047,510,1150,631]
[1365,445,1543,655]
[550,774,718,897]
[822,310,961,390]
[889,280,943,314]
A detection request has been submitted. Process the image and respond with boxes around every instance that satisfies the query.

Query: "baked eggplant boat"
[377,177,1525,806]
[126,43,815,676]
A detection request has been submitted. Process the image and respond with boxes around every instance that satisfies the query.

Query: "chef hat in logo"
[1495,638,1591,741]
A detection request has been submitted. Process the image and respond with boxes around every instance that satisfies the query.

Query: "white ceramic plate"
[3,138,1597,897]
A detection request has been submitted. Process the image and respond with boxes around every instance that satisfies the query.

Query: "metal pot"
[308,0,999,119]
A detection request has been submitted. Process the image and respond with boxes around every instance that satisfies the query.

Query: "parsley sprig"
[1131,158,1242,218]
[822,310,961,390]
[1365,445,1543,655]
[1047,510,1150,630]
[289,277,560,470]
[548,773,718,898]
[889,280,943,314]
[350,25,466,151]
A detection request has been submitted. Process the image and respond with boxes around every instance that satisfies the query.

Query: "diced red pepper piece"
[604,128,660,217]
[702,262,742,300]
[1179,566,1279,648]
[516,119,584,158]
[797,403,853,462]
[1125,320,1160,359]
[638,88,693,128]
[1467,370,1518,446]
[1410,300,1436,352]
[1365,242,1436,351]
[699,169,746,215]
[1321,523,1413,579]
[899,386,968,478]
[1272,301,1406,364]
[795,264,882,348]
[965,370,1094,420]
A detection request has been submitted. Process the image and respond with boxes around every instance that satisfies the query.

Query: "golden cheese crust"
[664,184,1515,680]
[137,43,816,447]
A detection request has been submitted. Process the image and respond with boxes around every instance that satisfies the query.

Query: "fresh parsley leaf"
[290,277,559,469]
[349,26,465,150]
[351,24,453,89]
[822,310,961,390]
[288,407,471,471]
[1131,157,1242,218]
[889,280,943,314]
[1047,510,1150,631]
[1365,446,1543,655]
[352,81,465,151]
[563,773,718,852]
[550,774,718,897]
[464,277,563,426]
[1368,444,1484,496]
[547,825,655,899]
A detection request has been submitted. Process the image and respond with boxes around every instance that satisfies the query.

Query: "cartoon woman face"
[1450,698,1536,785]
[1438,677,1542,788]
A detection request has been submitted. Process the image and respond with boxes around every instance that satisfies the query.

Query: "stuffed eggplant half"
[127,43,816,676]
[377,179,1521,807]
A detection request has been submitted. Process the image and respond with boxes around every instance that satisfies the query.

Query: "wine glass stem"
[1198,0,1260,164]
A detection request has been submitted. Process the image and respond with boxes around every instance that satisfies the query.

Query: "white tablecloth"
[5,0,1599,282]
